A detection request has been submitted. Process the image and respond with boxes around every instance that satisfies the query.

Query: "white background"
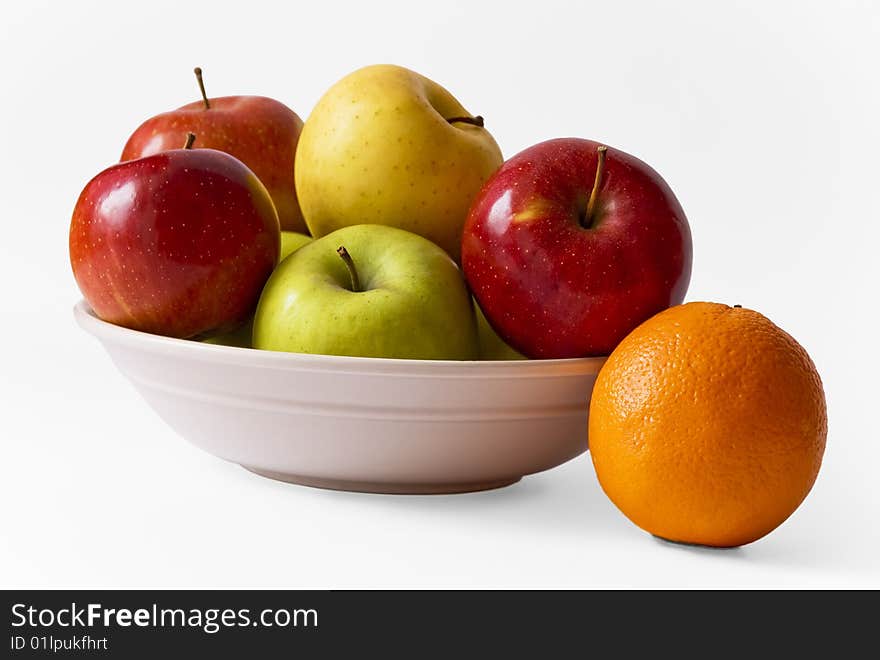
[1,0,878,588]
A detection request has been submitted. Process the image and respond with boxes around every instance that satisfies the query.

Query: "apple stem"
[337,246,361,293]
[733,304,742,308]
[194,67,210,110]
[584,145,608,226]
[447,115,484,128]
[183,133,197,149]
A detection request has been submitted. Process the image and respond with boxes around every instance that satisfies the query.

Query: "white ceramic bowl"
[74,301,605,494]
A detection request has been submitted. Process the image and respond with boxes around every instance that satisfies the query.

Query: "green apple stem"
[446,115,484,128]
[584,145,608,227]
[183,132,197,149]
[336,246,361,293]
[194,67,210,109]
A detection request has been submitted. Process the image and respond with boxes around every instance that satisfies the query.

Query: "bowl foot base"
[242,466,521,494]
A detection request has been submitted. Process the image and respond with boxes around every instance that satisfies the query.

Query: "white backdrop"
[1,0,877,588]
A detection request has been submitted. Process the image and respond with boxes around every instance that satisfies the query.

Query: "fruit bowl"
[74,301,606,494]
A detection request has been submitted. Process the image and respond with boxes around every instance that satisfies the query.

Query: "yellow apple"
[295,64,503,261]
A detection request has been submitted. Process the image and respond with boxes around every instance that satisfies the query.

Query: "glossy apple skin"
[121,96,306,232]
[462,138,692,359]
[70,148,280,339]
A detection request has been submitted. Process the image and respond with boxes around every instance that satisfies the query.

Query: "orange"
[588,302,827,547]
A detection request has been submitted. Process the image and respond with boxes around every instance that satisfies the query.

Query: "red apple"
[462,138,692,358]
[121,68,306,232]
[70,135,280,339]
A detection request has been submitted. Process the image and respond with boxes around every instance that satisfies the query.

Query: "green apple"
[476,303,525,361]
[202,231,312,347]
[294,64,503,262]
[253,224,478,359]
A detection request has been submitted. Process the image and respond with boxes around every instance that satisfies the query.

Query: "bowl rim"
[73,300,607,376]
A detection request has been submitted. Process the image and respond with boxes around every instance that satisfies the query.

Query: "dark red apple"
[462,138,692,358]
[70,135,280,338]
[121,68,306,232]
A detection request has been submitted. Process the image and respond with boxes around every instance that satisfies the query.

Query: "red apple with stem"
[121,67,306,232]
[462,138,692,359]
[70,133,280,339]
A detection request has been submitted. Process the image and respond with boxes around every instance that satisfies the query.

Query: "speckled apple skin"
[462,138,692,359]
[122,95,306,233]
[70,148,280,339]
[295,64,503,262]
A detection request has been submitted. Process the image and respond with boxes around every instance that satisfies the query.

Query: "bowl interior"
[73,300,607,376]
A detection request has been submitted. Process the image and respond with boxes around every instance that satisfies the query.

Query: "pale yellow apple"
[475,302,525,360]
[295,64,503,261]
[279,231,312,262]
